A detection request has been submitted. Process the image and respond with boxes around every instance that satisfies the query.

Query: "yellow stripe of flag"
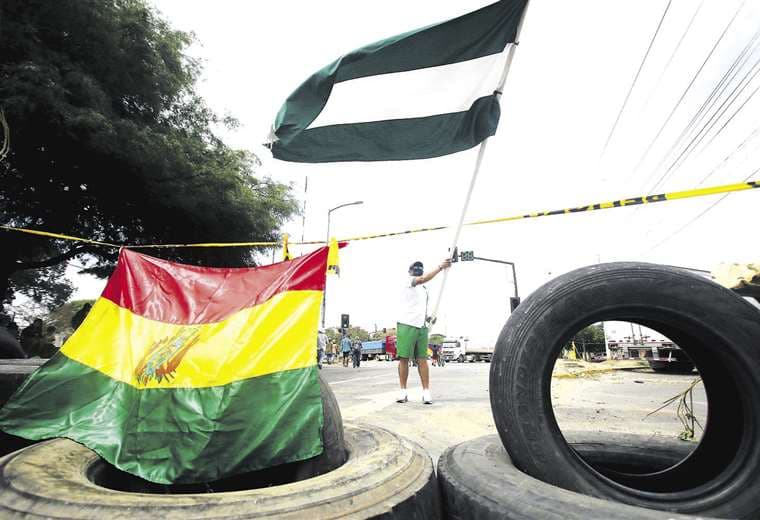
[61,291,321,389]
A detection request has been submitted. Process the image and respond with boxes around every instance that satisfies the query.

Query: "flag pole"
[428,3,529,328]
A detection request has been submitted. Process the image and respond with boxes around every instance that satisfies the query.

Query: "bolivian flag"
[0,247,331,484]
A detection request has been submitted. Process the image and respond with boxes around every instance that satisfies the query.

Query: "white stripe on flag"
[308,53,505,129]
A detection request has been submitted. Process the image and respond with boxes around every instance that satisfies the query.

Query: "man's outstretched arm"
[412,259,452,286]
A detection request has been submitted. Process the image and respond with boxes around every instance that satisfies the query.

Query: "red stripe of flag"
[101,247,329,324]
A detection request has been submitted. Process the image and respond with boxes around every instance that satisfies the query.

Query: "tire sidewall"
[0,424,440,519]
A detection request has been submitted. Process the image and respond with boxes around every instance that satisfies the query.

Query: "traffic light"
[510,297,521,312]
[460,250,474,262]
[341,314,350,329]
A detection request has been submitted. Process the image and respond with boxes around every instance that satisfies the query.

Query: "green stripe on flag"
[0,355,323,484]
[335,0,526,83]
[273,95,501,163]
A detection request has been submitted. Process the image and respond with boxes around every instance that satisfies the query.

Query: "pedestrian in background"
[341,333,352,367]
[352,339,362,368]
[317,329,327,369]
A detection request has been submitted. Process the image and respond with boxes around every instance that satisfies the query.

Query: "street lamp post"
[322,201,363,329]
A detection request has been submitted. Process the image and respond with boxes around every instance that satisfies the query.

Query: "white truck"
[441,338,494,363]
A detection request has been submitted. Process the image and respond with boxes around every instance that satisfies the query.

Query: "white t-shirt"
[399,276,426,328]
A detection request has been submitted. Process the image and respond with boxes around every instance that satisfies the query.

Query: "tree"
[45,299,95,336]
[326,326,370,344]
[0,0,298,314]
[565,324,606,358]
[429,333,446,345]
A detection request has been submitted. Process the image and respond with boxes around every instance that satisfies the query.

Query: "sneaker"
[422,389,433,405]
[396,390,408,403]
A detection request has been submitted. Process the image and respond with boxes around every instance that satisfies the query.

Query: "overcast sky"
[68,0,760,345]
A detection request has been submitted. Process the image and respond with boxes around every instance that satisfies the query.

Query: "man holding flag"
[396,258,451,405]
[269,0,528,403]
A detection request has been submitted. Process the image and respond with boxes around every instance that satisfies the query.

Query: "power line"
[644,26,760,191]
[693,75,760,159]
[647,167,759,252]
[635,119,760,242]
[622,8,757,232]
[641,1,705,112]
[698,121,760,186]
[599,0,673,158]
[627,0,747,184]
[649,49,760,193]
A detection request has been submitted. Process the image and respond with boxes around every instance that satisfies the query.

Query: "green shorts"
[396,322,429,359]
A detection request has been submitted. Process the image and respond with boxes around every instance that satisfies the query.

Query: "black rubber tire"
[457,355,464,363]
[0,423,439,519]
[490,262,760,518]
[438,433,708,520]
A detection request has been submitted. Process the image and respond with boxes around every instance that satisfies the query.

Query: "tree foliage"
[565,324,606,354]
[326,326,370,344]
[46,299,96,336]
[0,0,298,313]
[429,333,446,345]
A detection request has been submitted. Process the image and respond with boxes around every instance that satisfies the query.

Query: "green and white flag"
[269,0,528,163]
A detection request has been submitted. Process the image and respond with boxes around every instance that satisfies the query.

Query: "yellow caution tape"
[0,226,122,247]
[0,225,279,249]
[467,180,759,227]
[340,180,760,242]
[326,237,340,275]
[281,233,293,260]
[2,180,757,248]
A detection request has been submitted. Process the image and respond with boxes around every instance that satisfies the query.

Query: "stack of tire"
[0,372,442,518]
[439,263,760,519]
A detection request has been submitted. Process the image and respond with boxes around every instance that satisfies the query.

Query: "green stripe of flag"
[0,355,323,484]
[271,0,528,163]
[274,95,500,163]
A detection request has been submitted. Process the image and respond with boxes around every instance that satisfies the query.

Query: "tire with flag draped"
[0,366,346,480]
[0,424,441,519]
[0,247,339,484]
[0,372,345,490]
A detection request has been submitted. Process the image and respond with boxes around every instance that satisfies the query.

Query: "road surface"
[320,359,706,464]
